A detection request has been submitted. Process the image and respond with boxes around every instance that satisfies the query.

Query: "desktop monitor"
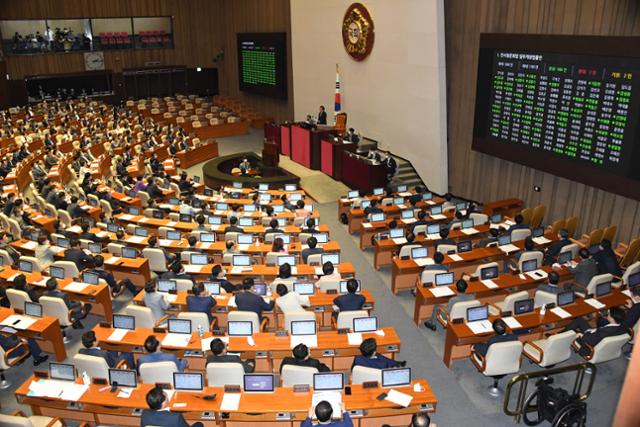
[228,321,253,336]
[82,271,99,285]
[107,223,119,233]
[397,185,408,193]
[113,314,135,330]
[290,193,303,202]
[174,372,204,392]
[233,182,243,189]
[208,216,222,225]
[313,372,344,391]
[193,176,201,184]
[244,204,256,212]
[360,200,372,210]
[498,235,511,246]
[411,247,428,259]
[339,279,361,293]
[179,214,192,223]
[274,234,291,244]
[19,261,32,273]
[322,254,340,265]
[168,318,192,334]
[167,230,182,241]
[522,259,538,273]
[456,202,467,211]
[233,255,251,266]
[423,192,433,200]
[427,224,440,235]
[260,194,272,202]
[596,282,612,297]
[216,203,228,211]
[393,197,404,206]
[373,188,384,196]
[49,266,65,279]
[24,302,42,318]
[348,190,359,199]
[294,282,315,295]
[158,280,177,293]
[129,207,140,216]
[244,374,275,392]
[480,266,499,280]
[389,228,404,239]
[169,198,180,206]
[466,305,489,322]
[557,291,575,307]
[401,209,414,219]
[491,213,502,223]
[238,234,253,245]
[49,363,75,381]
[457,241,472,253]
[278,255,296,267]
[88,243,102,255]
[57,237,70,248]
[435,272,455,287]
[204,281,221,295]
[273,205,285,213]
[558,251,573,264]
[462,219,474,229]
[304,204,314,212]
[370,213,385,222]
[252,282,268,296]
[109,369,137,388]
[259,183,269,191]
[135,227,148,237]
[628,272,640,289]
[430,206,442,215]
[353,316,377,333]
[514,299,534,315]
[285,184,297,191]
[190,254,208,265]
[204,188,214,196]
[312,233,329,244]
[200,233,215,243]
[532,227,544,238]
[239,218,253,227]
[122,247,137,259]
[291,320,316,336]
[382,367,411,388]
[277,218,287,227]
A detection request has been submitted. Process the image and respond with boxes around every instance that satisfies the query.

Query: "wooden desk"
[341,152,388,194]
[0,307,66,362]
[94,325,399,373]
[390,232,557,294]
[16,376,436,426]
[412,266,573,325]
[443,290,630,368]
[348,198,447,235]
[175,142,219,169]
[483,198,524,218]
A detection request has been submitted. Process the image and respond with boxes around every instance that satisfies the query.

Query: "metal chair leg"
[0,372,11,389]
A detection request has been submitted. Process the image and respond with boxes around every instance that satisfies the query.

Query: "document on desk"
[532,236,551,245]
[481,279,499,289]
[429,287,455,298]
[162,333,192,348]
[183,265,204,274]
[291,335,318,348]
[220,393,241,411]
[33,277,49,287]
[126,236,146,244]
[107,329,129,342]
[502,317,523,330]
[158,239,174,246]
[238,244,250,251]
[64,282,89,293]
[105,256,121,265]
[1,315,37,330]
[385,389,413,408]
[362,223,373,229]
[138,217,149,224]
[414,258,434,267]
[461,228,479,235]
[67,225,83,234]
[426,233,441,240]
[6,273,19,282]
[347,333,363,346]
[227,296,237,307]
[449,254,464,262]
[392,238,408,245]
[430,214,447,220]
[504,220,516,226]
[584,298,606,310]
[117,387,133,398]
[199,242,214,250]
[313,391,342,415]
[526,270,548,281]
[290,266,298,275]
[21,241,37,250]
[398,192,412,198]
[119,214,135,221]
[163,293,178,303]
[499,244,520,253]
[467,320,494,335]
[28,379,88,400]
[550,307,571,319]
[166,221,178,227]
[402,218,417,224]
[230,266,252,275]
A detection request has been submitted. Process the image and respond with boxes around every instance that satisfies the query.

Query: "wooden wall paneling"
[445,0,640,244]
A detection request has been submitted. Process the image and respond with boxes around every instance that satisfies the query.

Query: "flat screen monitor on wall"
[237,32,287,99]
[472,34,640,200]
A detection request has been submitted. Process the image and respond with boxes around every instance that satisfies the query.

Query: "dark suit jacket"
[568,258,598,286]
[224,225,244,234]
[546,238,572,258]
[301,413,353,427]
[507,223,529,234]
[206,353,254,373]
[473,333,519,357]
[45,289,79,310]
[352,354,400,370]
[64,248,94,271]
[160,271,194,282]
[578,324,630,356]
[79,231,108,243]
[0,333,28,358]
[88,268,117,288]
[186,295,216,323]
[140,409,192,427]
[301,247,323,263]
[68,203,87,218]
[333,293,366,312]
[234,291,274,318]
[593,248,622,277]
[280,356,330,373]
[79,347,118,368]
[317,111,327,125]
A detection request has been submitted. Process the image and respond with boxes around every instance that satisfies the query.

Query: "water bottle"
[197,325,204,337]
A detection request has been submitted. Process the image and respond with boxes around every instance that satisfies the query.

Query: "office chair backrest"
[284,311,316,332]
[399,244,422,259]
[52,260,79,279]
[482,341,523,376]
[107,243,124,256]
[6,289,30,311]
[265,252,281,266]
[178,312,209,333]
[499,291,530,314]
[306,254,322,266]
[125,304,156,329]
[0,413,40,427]
[19,256,41,273]
[351,365,382,384]
[206,362,244,387]
[520,208,533,225]
[157,226,175,238]
[511,228,532,242]
[517,251,543,272]
[142,248,169,273]
[539,331,577,367]
[281,365,318,387]
[298,233,312,244]
[469,213,489,226]
[602,224,617,243]
[622,261,640,286]
[39,296,73,327]
[620,239,640,269]
[73,353,110,380]
[336,310,369,330]
[561,243,580,260]
[533,290,556,308]
[449,300,481,322]
[225,232,240,242]
[176,279,193,293]
[564,216,578,238]
[318,279,341,293]
[140,361,178,384]
[548,219,566,236]
[530,205,546,228]
[586,273,614,296]
[228,311,260,333]
[588,333,629,364]
[436,244,457,255]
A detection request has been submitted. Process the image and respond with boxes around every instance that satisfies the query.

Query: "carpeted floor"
[1,130,627,426]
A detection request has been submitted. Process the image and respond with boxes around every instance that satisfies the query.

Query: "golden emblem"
[342,3,374,61]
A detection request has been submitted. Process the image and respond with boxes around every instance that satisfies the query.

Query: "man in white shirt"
[179,198,196,216]
[275,284,310,314]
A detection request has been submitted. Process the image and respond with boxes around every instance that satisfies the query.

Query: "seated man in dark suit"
[424,278,474,331]
[0,330,48,366]
[64,239,95,271]
[352,338,405,369]
[300,217,318,234]
[148,236,176,265]
[472,319,518,357]
[363,199,383,216]
[477,228,500,248]
[44,277,91,329]
[67,196,88,219]
[264,218,284,236]
[411,210,431,232]
[593,239,623,277]
[543,229,572,265]
[434,228,455,252]
[234,278,275,321]
[12,274,39,302]
[422,251,449,274]
[206,338,255,373]
[209,264,237,294]
[138,335,188,372]
[301,236,324,264]
[507,214,529,234]
[186,282,216,324]
[87,255,138,296]
[302,401,353,427]
[160,260,194,283]
[224,216,244,234]
[514,236,536,262]
[79,221,109,243]
[333,278,366,312]
[177,172,193,193]
[280,343,330,373]
[568,248,598,287]
[537,271,564,294]
[408,186,425,206]
[187,236,207,254]
[564,306,637,357]
[141,386,204,427]
[79,330,134,368]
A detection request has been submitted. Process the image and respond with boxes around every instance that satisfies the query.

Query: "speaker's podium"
[321,137,357,180]
[341,151,388,193]
[262,139,279,167]
[290,123,334,170]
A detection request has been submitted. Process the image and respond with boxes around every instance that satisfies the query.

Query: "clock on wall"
[342,3,375,61]
[84,52,105,71]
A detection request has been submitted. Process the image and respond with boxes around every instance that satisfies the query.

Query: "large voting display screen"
[472,34,640,200]
[237,32,287,99]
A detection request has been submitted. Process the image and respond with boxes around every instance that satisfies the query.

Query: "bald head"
[410,412,431,427]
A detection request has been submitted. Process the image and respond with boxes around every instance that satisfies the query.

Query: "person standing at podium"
[317,106,327,125]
